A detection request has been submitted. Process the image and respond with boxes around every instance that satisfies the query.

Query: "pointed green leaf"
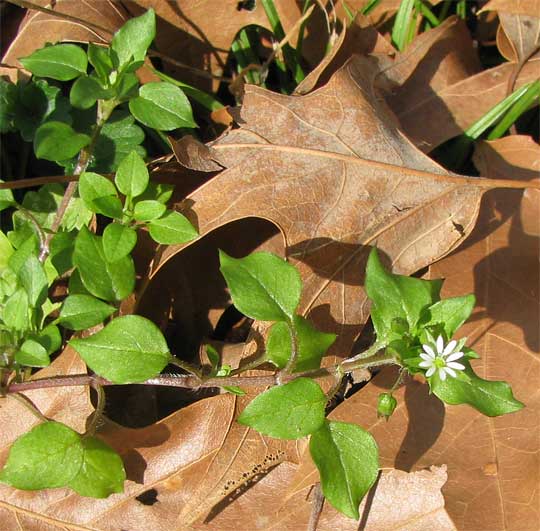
[34,121,90,162]
[102,223,137,262]
[129,82,196,130]
[422,295,476,338]
[70,75,111,109]
[79,171,122,218]
[148,210,198,244]
[111,9,156,67]
[310,420,379,520]
[267,315,336,372]
[68,437,126,498]
[17,254,48,307]
[431,359,524,416]
[115,150,149,197]
[15,339,50,367]
[219,250,302,322]
[35,324,61,354]
[0,421,83,490]
[58,294,116,330]
[0,230,14,272]
[365,248,442,343]
[70,315,171,383]
[73,226,135,302]
[88,43,113,80]
[20,44,87,81]
[238,378,326,439]
[3,288,29,331]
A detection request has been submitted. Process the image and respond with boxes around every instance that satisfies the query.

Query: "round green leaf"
[15,339,50,367]
[310,421,379,520]
[20,44,87,81]
[115,150,149,197]
[238,378,326,439]
[34,121,90,162]
[70,315,171,383]
[219,250,302,322]
[102,223,137,262]
[148,211,198,244]
[58,294,116,330]
[0,421,83,490]
[70,75,110,109]
[79,171,120,217]
[69,437,126,498]
[129,82,196,130]
[111,9,156,67]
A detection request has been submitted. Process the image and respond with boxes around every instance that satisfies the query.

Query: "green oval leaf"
[129,82,196,130]
[219,250,302,322]
[79,171,121,218]
[310,420,379,520]
[70,75,110,110]
[111,9,156,67]
[20,44,87,81]
[73,226,135,302]
[68,437,126,498]
[58,294,116,330]
[148,210,198,244]
[34,121,90,162]
[102,223,137,262]
[133,199,166,221]
[422,295,476,338]
[115,150,149,198]
[238,378,326,439]
[17,254,48,307]
[267,315,336,372]
[0,421,83,490]
[15,339,50,367]
[70,315,171,383]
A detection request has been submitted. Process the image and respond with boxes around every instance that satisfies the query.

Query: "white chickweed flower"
[419,335,465,381]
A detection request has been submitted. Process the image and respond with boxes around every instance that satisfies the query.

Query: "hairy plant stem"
[39,99,116,261]
[5,351,395,393]
[282,320,300,375]
[85,385,105,437]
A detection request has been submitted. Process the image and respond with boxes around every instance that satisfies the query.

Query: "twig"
[0,175,76,190]
[307,483,325,531]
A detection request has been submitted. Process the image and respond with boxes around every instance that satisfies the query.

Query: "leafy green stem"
[282,320,300,375]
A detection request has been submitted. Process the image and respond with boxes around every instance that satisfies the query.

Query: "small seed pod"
[377,392,397,420]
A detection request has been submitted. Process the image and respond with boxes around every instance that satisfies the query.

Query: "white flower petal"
[438,367,447,381]
[425,366,436,377]
[443,340,457,356]
[447,361,465,371]
[446,351,464,362]
[419,361,433,368]
[422,344,435,357]
[436,335,444,354]
[444,367,457,378]
[420,353,435,362]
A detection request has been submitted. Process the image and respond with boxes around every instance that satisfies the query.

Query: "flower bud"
[377,392,397,420]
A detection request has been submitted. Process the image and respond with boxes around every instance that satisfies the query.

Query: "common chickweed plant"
[0,8,523,520]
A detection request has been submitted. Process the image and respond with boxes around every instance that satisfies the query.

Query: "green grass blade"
[231,27,261,85]
[361,0,382,16]
[392,0,416,51]
[416,0,440,27]
[457,0,467,19]
[488,80,540,139]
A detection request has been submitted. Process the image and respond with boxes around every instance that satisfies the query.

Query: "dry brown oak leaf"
[285,176,539,531]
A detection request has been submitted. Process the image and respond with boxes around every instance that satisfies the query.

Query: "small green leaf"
[238,378,326,439]
[422,295,475,338]
[17,254,48,307]
[88,43,113,80]
[68,269,91,296]
[267,315,336,372]
[111,9,156,67]
[79,172,122,218]
[365,248,442,343]
[70,75,111,109]
[219,250,302,322]
[0,230,14,272]
[138,182,174,204]
[49,231,76,276]
[0,80,17,133]
[58,294,116,330]
[133,199,166,221]
[310,420,379,520]
[431,359,524,417]
[68,437,126,498]
[0,180,15,212]
[70,315,171,383]
[148,210,198,244]
[15,339,50,367]
[129,82,196,130]
[20,44,87,81]
[35,324,61,354]
[73,226,135,302]
[34,121,90,162]
[0,421,83,490]
[102,223,137,262]
[115,150,149,198]
[3,288,29,331]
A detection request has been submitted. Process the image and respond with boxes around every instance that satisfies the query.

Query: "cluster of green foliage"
[0,3,527,521]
